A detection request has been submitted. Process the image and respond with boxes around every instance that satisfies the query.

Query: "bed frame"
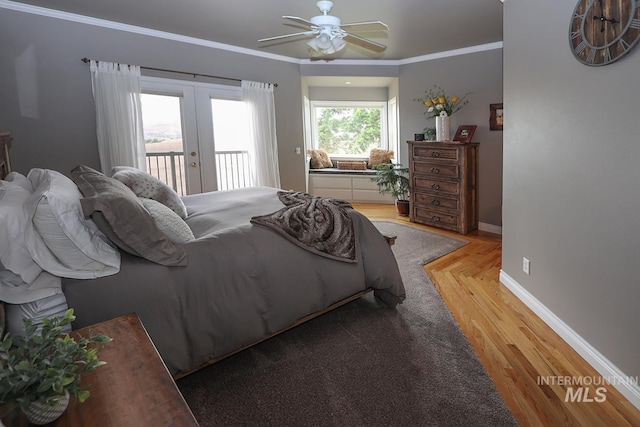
[0,131,12,180]
[0,131,11,333]
[175,288,373,379]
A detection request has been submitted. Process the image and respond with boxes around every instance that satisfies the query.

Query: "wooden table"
[4,313,199,426]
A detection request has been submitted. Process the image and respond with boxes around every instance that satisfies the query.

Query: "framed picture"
[490,103,503,131]
[453,125,477,143]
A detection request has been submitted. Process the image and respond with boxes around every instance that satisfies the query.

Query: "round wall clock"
[569,0,640,66]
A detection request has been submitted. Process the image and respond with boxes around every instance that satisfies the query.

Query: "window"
[140,76,253,194]
[141,93,186,195]
[310,101,388,157]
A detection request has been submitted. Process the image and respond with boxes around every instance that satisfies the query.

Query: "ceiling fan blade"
[343,33,387,53]
[259,31,315,43]
[282,16,314,28]
[340,21,389,32]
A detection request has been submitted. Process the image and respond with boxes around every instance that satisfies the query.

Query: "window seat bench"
[308,167,394,204]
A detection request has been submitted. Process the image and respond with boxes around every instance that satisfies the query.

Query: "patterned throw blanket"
[250,191,356,263]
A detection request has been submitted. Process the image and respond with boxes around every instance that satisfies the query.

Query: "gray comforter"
[63,186,405,376]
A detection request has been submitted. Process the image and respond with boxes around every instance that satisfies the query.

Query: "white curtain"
[242,80,281,188]
[89,60,145,174]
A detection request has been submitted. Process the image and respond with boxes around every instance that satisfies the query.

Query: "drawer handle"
[431,216,441,222]
[431,151,441,158]
[431,199,440,206]
[430,167,440,174]
[431,183,440,190]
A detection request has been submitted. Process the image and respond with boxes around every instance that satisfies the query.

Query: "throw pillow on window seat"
[307,149,333,169]
[368,148,395,168]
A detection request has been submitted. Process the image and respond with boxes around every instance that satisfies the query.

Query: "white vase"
[22,391,70,425]
[435,116,451,141]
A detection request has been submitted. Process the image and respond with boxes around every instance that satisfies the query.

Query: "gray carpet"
[177,221,518,426]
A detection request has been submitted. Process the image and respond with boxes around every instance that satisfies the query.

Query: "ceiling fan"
[258,0,388,56]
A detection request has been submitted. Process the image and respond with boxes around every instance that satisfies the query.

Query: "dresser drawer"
[413,177,459,195]
[414,193,459,211]
[412,146,459,161]
[310,175,352,189]
[413,161,459,179]
[414,207,459,228]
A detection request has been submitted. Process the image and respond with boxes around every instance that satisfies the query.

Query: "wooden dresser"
[407,141,478,235]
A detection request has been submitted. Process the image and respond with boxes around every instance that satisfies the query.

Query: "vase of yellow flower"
[415,86,469,141]
[435,114,450,141]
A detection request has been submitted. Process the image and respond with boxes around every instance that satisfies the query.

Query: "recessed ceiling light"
[345,81,351,85]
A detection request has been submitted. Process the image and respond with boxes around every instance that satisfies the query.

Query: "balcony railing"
[215,150,251,191]
[146,152,186,196]
[145,150,251,196]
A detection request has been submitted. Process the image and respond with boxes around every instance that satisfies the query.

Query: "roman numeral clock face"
[570,0,640,65]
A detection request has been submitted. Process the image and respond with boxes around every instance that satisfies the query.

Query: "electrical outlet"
[523,257,530,275]
[295,147,301,154]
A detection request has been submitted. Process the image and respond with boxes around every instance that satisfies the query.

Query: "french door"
[140,77,249,195]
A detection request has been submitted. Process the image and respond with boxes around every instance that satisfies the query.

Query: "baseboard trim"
[499,270,640,411]
[478,222,502,235]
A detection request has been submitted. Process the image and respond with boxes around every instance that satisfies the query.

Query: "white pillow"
[25,169,120,278]
[0,261,62,305]
[112,167,188,219]
[140,198,195,243]
[0,181,43,284]
[5,171,34,192]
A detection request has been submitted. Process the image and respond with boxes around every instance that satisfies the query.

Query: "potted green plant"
[0,309,111,425]
[371,163,411,216]
[423,127,437,141]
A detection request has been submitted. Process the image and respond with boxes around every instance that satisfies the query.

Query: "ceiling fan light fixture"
[317,32,332,49]
[330,36,346,52]
[307,37,321,51]
[307,27,346,54]
[307,34,346,54]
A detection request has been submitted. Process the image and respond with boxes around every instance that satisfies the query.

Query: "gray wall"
[503,1,640,377]
[0,9,306,191]
[398,49,504,226]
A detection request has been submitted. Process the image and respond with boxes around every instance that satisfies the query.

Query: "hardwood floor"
[353,203,640,427]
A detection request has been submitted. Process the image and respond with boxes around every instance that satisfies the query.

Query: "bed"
[0,137,405,378]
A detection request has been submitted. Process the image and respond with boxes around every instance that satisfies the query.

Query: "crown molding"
[0,0,299,64]
[397,41,503,65]
[1,0,503,67]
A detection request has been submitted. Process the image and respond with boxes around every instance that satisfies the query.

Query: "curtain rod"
[80,58,277,87]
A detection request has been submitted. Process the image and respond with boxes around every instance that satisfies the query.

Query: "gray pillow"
[140,198,194,243]
[70,165,187,267]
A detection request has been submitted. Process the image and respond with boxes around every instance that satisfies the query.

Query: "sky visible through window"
[141,94,249,153]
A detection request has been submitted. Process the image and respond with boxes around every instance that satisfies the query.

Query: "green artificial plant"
[0,309,111,419]
[370,163,410,201]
